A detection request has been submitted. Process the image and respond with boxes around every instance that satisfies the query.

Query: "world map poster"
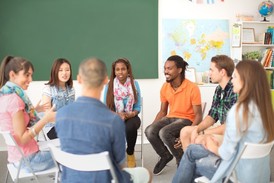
[162,19,230,72]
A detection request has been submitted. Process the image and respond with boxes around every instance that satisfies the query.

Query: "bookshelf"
[232,21,274,69]
[232,22,274,109]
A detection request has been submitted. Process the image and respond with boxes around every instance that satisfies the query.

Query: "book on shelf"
[267,26,274,45]
[271,90,274,110]
[261,48,274,67]
[266,69,274,90]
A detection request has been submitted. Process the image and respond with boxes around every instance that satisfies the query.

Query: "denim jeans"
[14,150,55,173]
[172,144,221,183]
[145,117,192,162]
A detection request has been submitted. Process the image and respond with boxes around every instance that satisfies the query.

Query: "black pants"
[125,115,141,155]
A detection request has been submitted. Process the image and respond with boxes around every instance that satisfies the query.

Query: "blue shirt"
[55,96,132,183]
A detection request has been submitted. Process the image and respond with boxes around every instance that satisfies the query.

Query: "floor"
[1,143,274,183]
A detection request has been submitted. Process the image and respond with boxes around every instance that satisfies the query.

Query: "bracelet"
[31,127,37,137]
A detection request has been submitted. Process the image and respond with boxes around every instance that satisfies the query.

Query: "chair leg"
[5,169,9,183]
[140,125,144,167]
[54,171,59,183]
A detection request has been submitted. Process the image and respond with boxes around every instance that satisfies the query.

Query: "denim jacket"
[42,85,75,111]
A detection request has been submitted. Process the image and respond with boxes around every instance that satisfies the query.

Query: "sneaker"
[153,155,173,175]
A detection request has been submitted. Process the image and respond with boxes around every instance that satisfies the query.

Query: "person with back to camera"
[174,55,238,152]
[55,57,152,183]
[0,56,56,173]
[145,55,202,175]
[172,60,274,183]
[104,58,141,168]
[41,58,75,139]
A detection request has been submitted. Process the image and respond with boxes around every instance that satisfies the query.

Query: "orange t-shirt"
[160,79,201,122]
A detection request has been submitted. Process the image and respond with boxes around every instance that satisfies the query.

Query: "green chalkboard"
[0,0,158,80]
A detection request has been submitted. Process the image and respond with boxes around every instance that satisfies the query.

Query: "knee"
[180,126,195,139]
[159,128,167,142]
[145,124,154,139]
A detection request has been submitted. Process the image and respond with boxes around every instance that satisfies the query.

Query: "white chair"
[135,97,144,167]
[195,140,274,183]
[48,144,118,183]
[0,130,57,183]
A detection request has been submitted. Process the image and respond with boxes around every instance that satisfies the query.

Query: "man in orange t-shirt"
[145,55,202,175]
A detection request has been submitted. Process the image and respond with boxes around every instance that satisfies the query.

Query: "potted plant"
[242,51,262,61]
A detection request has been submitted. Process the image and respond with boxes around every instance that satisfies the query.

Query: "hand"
[35,100,51,112]
[174,138,182,149]
[190,127,199,144]
[118,112,126,120]
[204,135,220,154]
[42,105,56,123]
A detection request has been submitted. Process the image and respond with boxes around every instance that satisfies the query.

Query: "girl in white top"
[41,58,75,139]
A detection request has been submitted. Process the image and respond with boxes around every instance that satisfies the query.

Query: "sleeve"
[208,87,220,122]
[160,83,167,103]
[102,84,109,104]
[191,84,201,105]
[218,105,241,161]
[8,94,25,117]
[42,85,52,97]
[132,80,141,112]
[111,115,127,165]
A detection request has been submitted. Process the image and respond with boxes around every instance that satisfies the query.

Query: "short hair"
[166,55,189,80]
[78,58,107,88]
[211,55,234,77]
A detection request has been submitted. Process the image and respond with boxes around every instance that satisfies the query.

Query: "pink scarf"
[113,77,135,113]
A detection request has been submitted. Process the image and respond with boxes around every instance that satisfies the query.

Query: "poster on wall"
[162,19,230,72]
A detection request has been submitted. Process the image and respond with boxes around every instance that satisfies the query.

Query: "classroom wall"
[25,0,271,143]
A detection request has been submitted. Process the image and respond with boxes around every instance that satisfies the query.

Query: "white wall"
[24,0,271,142]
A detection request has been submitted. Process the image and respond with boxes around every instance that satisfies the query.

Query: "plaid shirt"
[208,80,238,124]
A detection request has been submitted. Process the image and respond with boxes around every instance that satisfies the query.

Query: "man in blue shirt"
[55,58,151,183]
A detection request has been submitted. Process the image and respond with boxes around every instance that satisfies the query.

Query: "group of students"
[145,55,274,183]
[0,56,150,183]
[0,53,274,183]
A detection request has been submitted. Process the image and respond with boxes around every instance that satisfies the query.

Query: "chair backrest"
[48,144,118,182]
[224,140,274,183]
[241,141,274,159]
[0,130,17,146]
[0,130,25,157]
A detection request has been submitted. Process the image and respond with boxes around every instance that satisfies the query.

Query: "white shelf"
[265,67,274,70]
[241,21,274,24]
[242,44,274,47]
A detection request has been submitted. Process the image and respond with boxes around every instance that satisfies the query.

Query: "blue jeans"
[145,117,192,162]
[172,144,221,183]
[14,150,55,173]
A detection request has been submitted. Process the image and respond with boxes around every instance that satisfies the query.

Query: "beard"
[166,77,174,83]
